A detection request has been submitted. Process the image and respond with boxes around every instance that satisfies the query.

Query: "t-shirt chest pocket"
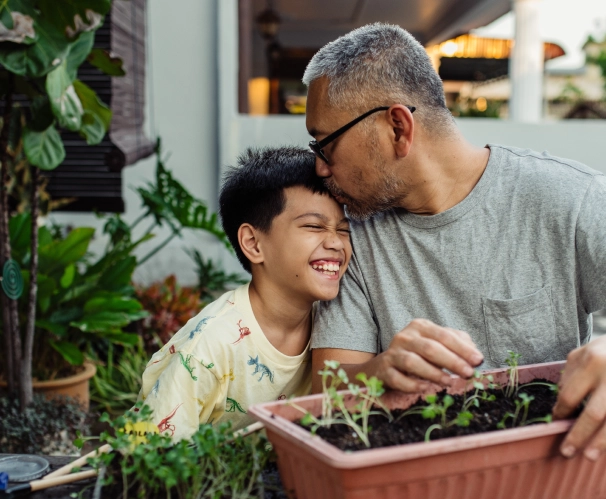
[482,286,564,366]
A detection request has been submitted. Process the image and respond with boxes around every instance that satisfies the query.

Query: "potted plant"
[249,360,603,499]
[0,0,126,411]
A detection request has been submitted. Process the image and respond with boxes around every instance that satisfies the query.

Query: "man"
[304,22,606,462]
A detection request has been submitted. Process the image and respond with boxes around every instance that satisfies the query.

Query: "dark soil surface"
[302,380,580,452]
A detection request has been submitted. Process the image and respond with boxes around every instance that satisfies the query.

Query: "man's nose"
[315,158,331,178]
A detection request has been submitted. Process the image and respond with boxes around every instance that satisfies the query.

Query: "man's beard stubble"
[323,153,406,222]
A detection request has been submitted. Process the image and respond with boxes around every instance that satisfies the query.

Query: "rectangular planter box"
[249,361,606,499]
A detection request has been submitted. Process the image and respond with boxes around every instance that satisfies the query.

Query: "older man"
[304,23,606,461]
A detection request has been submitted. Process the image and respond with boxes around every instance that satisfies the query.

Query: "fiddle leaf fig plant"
[0,0,120,411]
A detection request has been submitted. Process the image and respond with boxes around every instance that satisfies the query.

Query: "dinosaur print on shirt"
[189,316,214,339]
[247,355,274,383]
[178,352,198,380]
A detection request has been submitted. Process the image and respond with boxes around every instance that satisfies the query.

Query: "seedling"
[497,392,535,428]
[462,371,497,411]
[295,362,392,447]
[505,351,522,398]
[422,394,473,441]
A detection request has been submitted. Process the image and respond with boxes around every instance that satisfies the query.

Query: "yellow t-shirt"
[137,283,312,441]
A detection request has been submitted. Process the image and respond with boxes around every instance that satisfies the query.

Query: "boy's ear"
[238,224,264,265]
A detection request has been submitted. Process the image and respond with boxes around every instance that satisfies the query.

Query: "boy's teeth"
[311,262,340,272]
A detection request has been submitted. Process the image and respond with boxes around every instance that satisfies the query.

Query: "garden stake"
[42,444,111,480]
[1,469,98,497]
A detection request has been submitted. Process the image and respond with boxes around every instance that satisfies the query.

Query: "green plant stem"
[138,228,179,266]
[425,424,442,442]
[129,211,149,231]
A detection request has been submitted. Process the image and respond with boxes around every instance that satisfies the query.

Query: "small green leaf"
[443,395,454,409]
[65,30,94,80]
[23,124,66,170]
[86,48,125,75]
[422,407,437,419]
[60,263,75,288]
[324,360,339,370]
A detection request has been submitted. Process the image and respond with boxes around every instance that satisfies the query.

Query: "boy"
[137,146,352,441]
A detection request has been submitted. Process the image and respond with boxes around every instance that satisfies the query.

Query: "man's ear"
[238,224,264,265]
[386,104,414,158]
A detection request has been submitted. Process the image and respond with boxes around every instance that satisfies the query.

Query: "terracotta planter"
[1,362,96,411]
[249,361,606,499]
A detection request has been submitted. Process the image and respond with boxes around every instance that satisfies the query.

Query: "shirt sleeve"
[575,175,606,314]
[139,350,223,442]
[311,249,379,353]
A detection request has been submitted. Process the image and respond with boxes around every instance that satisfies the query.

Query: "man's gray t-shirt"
[312,144,606,368]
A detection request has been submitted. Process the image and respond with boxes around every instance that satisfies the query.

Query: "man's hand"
[376,319,484,391]
[312,318,483,393]
[553,336,606,461]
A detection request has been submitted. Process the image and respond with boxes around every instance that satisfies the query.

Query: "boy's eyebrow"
[293,213,350,225]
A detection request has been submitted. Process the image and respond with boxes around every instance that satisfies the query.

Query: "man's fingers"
[583,422,606,461]
[383,367,433,393]
[389,350,452,386]
[559,386,606,458]
[409,319,484,367]
[399,333,476,379]
[554,358,594,420]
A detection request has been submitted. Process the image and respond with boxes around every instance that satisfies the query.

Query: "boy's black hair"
[219,146,330,273]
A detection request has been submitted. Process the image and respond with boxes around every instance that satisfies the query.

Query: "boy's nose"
[324,231,345,249]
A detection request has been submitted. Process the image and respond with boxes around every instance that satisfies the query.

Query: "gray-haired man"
[305,23,606,461]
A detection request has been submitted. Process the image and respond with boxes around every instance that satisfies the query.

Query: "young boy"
[137,146,352,441]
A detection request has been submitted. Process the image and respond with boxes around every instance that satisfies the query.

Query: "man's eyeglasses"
[309,105,416,164]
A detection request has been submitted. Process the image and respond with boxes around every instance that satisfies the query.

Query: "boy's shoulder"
[156,283,252,357]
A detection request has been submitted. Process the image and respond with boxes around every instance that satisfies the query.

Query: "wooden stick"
[3,470,98,495]
[233,421,264,438]
[42,444,111,480]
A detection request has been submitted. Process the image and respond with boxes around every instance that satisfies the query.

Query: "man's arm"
[312,318,484,393]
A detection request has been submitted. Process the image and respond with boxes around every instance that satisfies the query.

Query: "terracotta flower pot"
[249,361,606,499]
[0,362,96,411]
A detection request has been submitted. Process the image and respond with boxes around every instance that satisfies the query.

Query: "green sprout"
[462,371,497,412]
[295,361,392,448]
[497,392,536,429]
[422,394,473,441]
[505,351,522,398]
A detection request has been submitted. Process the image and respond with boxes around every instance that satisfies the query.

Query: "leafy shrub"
[83,405,273,498]
[0,394,91,454]
[188,249,248,301]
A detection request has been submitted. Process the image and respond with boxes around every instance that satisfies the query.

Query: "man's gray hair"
[303,23,452,130]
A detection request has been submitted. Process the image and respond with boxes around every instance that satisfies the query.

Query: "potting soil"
[301,381,580,452]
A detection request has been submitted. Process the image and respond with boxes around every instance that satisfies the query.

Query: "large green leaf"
[65,30,94,80]
[37,0,110,39]
[0,14,69,77]
[71,311,142,334]
[50,339,84,365]
[29,95,54,131]
[98,255,137,290]
[23,124,66,170]
[38,227,94,275]
[8,212,31,261]
[46,60,82,131]
[86,48,125,76]
[73,79,110,144]
[36,319,67,337]
[49,306,81,325]
[83,296,144,315]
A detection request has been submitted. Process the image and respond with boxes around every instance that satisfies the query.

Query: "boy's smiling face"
[257,186,352,303]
